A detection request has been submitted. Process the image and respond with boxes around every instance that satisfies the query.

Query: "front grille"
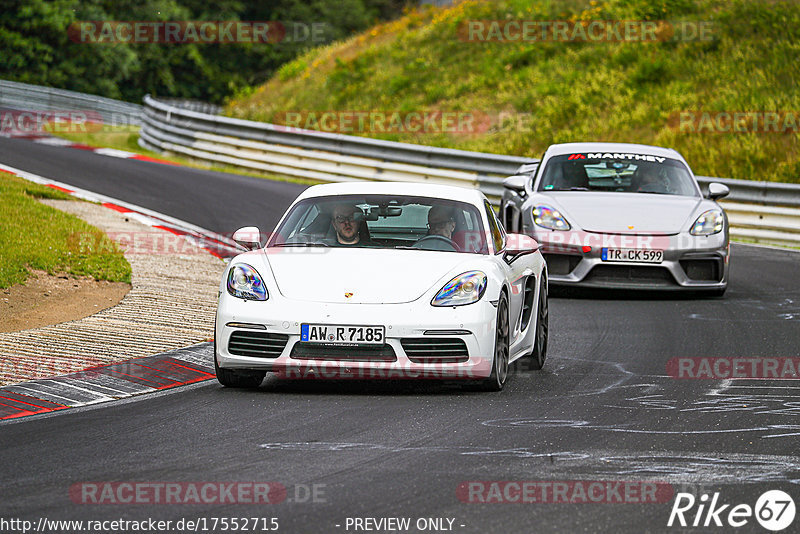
[543,254,581,275]
[228,331,289,358]
[401,338,469,363]
[585,265,676,286]
[680,258,723,282]
[290,343,396,362]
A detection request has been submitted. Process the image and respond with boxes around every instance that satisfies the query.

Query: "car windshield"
[536,153,699,197]
[267,194,489,254]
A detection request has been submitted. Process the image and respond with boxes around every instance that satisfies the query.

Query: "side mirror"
[504,233,539,261]
[707,183,730,200]
[503,175,528,196]
[232,226,261,250]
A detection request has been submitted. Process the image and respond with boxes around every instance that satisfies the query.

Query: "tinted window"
[537,153,698,197]
[484,201,504,253]
[268,195,489,254]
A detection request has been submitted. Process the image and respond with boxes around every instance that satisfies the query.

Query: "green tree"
[0,0,410,103]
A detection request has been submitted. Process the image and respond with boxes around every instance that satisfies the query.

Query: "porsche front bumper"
[215,295,499,380]
[532,230,729,290]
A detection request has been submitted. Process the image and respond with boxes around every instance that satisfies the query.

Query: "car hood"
[264,248,471,304]
[540,192,703,234]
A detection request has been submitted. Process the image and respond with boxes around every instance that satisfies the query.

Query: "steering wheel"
[638,182,670,194]
[412,235,459,252]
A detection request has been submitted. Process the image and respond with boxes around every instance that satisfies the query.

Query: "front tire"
[214,339,266,388]
[481,293,510,391]
[526,274,549,370]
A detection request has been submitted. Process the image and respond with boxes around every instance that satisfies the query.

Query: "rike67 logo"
[668,490,795,531]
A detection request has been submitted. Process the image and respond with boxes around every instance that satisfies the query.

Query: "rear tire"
[214,338,266,388]
[481,293,510,391]
[526,274,549,370]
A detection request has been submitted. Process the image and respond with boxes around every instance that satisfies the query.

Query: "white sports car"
[215,182,548,391]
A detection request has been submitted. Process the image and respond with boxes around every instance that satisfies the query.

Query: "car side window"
[484,201,505,253]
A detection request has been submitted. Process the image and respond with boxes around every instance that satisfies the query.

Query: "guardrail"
[0,80,142,126]
[139,95,531,200]
[2,81,797,248]
[139,95,800,247]
[720,202,800,248]
[696,176,800,208]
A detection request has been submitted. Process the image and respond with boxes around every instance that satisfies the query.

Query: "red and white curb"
[1,132,177,165]
[0,343,214,421]
[0,163,243,259]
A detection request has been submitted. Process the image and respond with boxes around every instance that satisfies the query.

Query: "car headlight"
[431,271,487,307]
[533,205,571,230]
[227,264,268,301]
[690,209,724,236]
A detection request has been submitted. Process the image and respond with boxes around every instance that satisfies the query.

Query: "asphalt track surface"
[1,137,799,533]
[0,136,306,235]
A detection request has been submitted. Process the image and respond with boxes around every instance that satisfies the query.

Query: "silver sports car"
[500,142,730,295]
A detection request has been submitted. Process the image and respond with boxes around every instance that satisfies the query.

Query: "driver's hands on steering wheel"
[412,234,460,252]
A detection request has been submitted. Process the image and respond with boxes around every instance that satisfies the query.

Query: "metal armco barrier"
[696,176,800,208]
[0,80,142,126]
[139,95,530,200]
[140,95,800,247]
[719,202,800,248]
[1,80,798,248]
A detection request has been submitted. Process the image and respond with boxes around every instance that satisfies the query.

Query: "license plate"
[601,248,663,263]
[300,324,385,345]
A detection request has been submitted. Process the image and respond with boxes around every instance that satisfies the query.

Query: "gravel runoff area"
[0,199,226,385]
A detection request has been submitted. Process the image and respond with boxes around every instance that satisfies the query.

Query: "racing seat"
[450,210,469,251]
[302,212,334,238]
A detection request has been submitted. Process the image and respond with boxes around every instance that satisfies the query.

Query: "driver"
[427,205,456,239]
[411,205,460,251]
[637,167,668,192]
[330,203,369,246]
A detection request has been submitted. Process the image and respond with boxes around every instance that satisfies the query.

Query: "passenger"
[330,204,370,246]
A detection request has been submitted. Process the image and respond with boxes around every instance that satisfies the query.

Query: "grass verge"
[0,173,131,289]
[226,0,800,183]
